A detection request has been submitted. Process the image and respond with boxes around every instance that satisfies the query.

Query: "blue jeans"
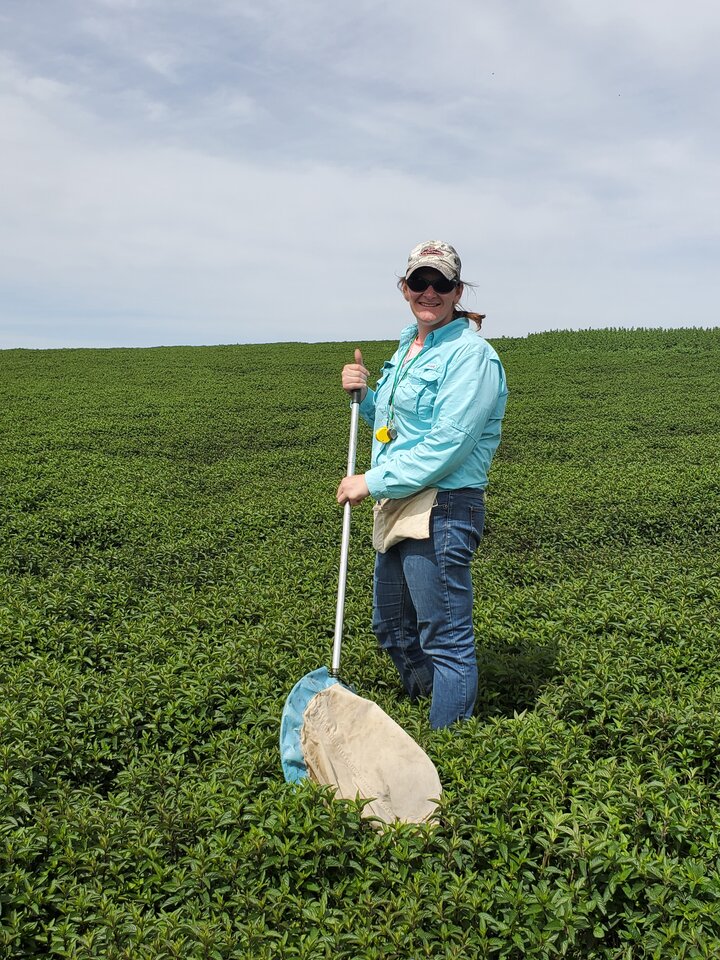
[372,488,485,729]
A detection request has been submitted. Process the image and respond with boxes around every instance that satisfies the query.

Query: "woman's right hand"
[341,348,369,400]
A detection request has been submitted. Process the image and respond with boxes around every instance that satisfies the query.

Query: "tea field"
[1,327,719,959]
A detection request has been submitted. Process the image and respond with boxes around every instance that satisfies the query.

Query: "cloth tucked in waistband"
[372,487,438,554]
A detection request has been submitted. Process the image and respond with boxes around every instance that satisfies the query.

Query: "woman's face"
[402,268,463,331]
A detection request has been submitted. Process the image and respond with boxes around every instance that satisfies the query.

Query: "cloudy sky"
[1,0,718,348]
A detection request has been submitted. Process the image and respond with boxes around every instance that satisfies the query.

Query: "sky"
[1,0,718,349]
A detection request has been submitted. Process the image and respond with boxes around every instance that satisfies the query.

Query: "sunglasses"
[405,273,459,294]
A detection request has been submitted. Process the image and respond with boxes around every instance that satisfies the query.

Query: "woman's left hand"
[337,474,370,506]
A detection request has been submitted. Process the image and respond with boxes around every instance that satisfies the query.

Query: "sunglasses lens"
[405,275,428,292]
[433,276,457,293]
[406,273,457,294]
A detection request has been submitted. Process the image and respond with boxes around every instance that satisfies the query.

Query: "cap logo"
[420,246,445,256]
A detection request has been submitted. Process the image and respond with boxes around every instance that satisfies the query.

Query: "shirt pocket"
[374,360,396,418]
[400,367,441,418]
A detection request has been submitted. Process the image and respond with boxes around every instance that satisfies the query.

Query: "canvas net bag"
[281,668,441,825]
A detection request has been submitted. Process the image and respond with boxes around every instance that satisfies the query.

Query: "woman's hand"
[341,348,369,401]
[337,474,370,506]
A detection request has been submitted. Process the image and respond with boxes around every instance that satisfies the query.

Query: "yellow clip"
[375,425,392,443]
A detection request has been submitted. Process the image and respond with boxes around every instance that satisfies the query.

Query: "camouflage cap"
[405,240,462,281]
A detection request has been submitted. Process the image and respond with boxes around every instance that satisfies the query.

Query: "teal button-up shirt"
[360,319,508,500]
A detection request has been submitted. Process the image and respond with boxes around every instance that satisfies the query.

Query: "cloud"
[560,0,720,60]
[0,2,718,348]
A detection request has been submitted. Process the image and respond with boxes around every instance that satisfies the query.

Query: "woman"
[337,240,508,729]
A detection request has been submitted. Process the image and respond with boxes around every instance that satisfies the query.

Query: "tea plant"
[1,328,719,958]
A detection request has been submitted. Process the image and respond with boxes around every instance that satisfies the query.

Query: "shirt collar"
[399,318,469,348]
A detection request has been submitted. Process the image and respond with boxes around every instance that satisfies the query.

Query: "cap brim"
[405,258,457,281]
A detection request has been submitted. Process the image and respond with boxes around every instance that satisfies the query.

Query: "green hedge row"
[1,327,719,958]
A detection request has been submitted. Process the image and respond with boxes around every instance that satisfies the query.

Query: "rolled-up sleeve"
[358,388,376,428]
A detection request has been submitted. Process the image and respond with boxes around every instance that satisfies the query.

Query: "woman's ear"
[453,282,464,305]
[401,281,411,303]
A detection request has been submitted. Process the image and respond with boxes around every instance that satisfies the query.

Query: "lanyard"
[375,337,427,444]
